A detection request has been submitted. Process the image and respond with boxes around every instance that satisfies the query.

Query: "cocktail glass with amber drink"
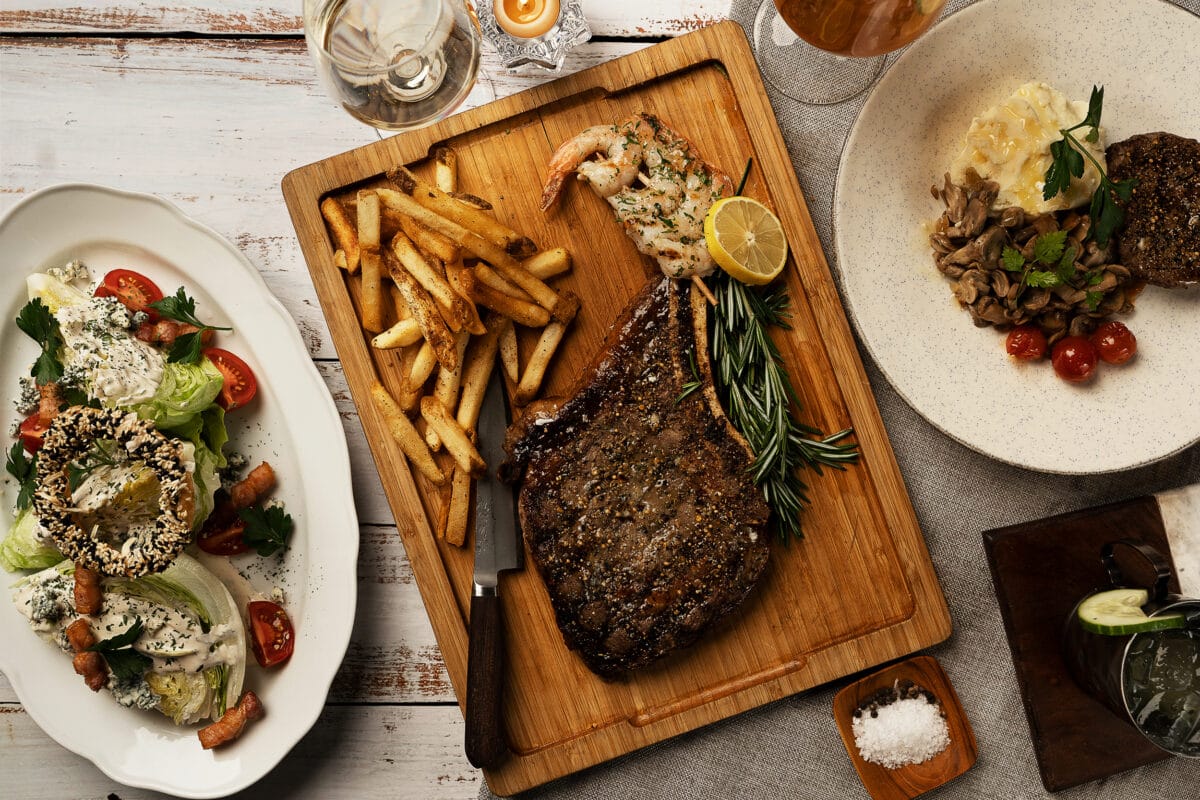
[753,0,947,104]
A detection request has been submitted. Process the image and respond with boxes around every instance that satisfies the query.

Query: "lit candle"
[493,0,561,39]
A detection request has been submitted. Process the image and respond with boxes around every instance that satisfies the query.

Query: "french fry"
[387,165,534,257]
[426,332,470,450]
[515,291,579,405]
[460,268,550,328]
[389,284,410,320]
[522,247,571,280]
[408,340,437,393]
[475,262,531,301]
[371,382,445,485]
[443,465,472,547]
[443,260,487,335]
[498,318,519,384]
[434,146,457,193]
[383,244,459,371]
[388,231,472,333]
[372,317,422,349]
[357,191,386,332]
[456,319,502,431]
[377,188,559,312]
[396,342,423,412]
[420,397,484,476]
[320,196,360,273]
[398,215,460,263]
[448,191,492,211]
[333,249,348,271]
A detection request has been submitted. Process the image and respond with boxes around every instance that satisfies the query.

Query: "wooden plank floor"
[0,2,731,795]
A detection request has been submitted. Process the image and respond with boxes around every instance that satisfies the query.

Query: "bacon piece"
[72,652,108,691]
[66,619,107,692]
[38,382,63,422]
[73,563,103,615]
[230,462,275,510]
[65,618,96,651]
[197,691,264,749]
[135,320,214,348]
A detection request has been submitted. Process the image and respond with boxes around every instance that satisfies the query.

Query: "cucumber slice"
[1078,588,1186,635]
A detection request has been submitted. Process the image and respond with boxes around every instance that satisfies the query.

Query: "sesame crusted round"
[33,406,193,578]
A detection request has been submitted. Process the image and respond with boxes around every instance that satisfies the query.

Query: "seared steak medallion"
[1107,132,1200,287]
[503,277,770,678]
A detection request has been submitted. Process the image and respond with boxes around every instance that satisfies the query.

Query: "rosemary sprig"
[708,271,859,541]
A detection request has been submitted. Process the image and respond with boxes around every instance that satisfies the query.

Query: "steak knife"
[465,365,522,769]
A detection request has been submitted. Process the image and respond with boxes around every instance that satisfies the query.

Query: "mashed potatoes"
[950,81,1105,214]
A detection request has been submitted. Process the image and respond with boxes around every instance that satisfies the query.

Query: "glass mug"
[1063,539,1200,756]
[303,0,481,131]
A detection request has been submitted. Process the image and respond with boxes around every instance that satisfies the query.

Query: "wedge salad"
[4,260,294,748]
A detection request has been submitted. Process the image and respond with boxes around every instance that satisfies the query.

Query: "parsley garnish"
[1032,230,1067,265]
[87,619,153,684]
[67,439,120,492]
[6,442,37,511]
[1001,247,1025,272]
[147,288,231,364]
[1042,86,1137,248]
[239,504,294,556]
[15,299,64,385]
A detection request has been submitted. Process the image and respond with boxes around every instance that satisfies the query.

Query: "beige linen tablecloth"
[484,1,1200,796]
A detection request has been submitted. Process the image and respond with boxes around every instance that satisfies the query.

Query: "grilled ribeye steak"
[1107,132,1200,287]
[503,277,770,678]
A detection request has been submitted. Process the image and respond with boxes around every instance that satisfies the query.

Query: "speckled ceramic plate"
[0,184,358,797]
[834,0,1200,474]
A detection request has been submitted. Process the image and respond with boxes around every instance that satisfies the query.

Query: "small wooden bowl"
[833,655,977,800]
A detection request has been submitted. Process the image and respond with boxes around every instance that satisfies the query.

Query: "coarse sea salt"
[851,682,950,769]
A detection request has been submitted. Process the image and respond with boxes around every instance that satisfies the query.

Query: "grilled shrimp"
[540,116,656,211]
[541,113,733,279]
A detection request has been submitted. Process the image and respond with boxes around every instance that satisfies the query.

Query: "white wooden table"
[0,2,729,797]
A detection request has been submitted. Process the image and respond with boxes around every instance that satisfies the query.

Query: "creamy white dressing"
[12,570,237,675]
[56,297,164,406]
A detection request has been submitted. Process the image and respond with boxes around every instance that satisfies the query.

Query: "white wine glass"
[753,0,947,105]
[304,0,481,130]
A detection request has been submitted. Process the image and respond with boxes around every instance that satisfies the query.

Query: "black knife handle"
[465,589,508,768]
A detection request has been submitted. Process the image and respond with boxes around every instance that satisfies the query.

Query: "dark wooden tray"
[983,496,1177,792]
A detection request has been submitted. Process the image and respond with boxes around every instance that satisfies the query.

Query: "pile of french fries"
[320,147,579,546]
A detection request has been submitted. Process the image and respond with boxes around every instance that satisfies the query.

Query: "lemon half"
[704,196,788,285]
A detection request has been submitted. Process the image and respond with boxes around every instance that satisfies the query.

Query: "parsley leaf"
[1033,231,1068,265]
[1042,85,1137,249]
[1085,291,1104,310]
[6,442,37,511]
[1026,271,1062,288]
[1001,247,1025,272]
[1056,245,1079,284]
[240,505,294,557]
[87,619,153,684]
[16,299,65,385]
[148,288,231,364]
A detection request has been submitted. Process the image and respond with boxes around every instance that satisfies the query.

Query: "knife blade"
[465,364,522,769]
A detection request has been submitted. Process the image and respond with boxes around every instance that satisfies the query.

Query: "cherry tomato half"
[1051,336,1099,383]
[1006,325,1047,361]
[18,413,49,453]
[196,519,250,555]
[203,348,258,411]
[94,269,164,319]
[1090,321,1137,365]
[247,600,294,668]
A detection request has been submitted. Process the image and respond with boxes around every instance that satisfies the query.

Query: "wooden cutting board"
[281,21,950,795]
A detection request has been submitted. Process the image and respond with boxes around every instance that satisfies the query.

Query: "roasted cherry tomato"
[196,519,250,555]
[1090,321,1137,365]
[1051,336,1099,383]
[247,600,294,668]
[94,269,164,319]
[203,348,258,411]
[1005,325,1047,361]
[18,413,49,453]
